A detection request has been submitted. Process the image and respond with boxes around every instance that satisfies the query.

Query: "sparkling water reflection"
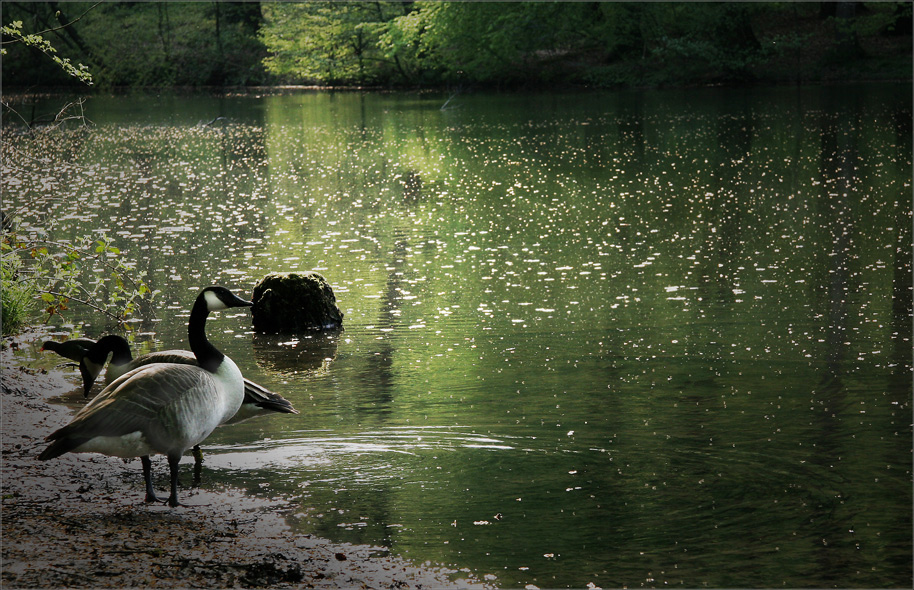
[2,83,911,588]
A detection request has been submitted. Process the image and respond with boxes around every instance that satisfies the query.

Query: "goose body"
[38,286,253,507]
[79,335,297,419]
[62,360,245,457]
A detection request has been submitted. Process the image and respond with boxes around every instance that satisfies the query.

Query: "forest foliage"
[1,1,911,90]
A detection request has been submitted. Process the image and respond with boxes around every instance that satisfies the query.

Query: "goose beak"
[231,294,254,308]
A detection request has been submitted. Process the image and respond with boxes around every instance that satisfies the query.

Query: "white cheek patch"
[204,290,228,312]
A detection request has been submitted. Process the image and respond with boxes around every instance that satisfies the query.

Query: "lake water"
[3,84,911,588]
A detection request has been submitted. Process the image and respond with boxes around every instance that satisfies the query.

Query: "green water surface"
[3,83,911,588]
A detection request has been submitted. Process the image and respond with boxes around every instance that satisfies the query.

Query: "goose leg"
[141,456,161,503]
[166,453,183,507]
[192,445,203,486]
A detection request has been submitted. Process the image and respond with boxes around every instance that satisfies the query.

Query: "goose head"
[201,286,254,313]
[78,335,133,398]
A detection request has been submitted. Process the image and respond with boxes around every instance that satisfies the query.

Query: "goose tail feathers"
[243,379,299,414]
[38,435,87,461]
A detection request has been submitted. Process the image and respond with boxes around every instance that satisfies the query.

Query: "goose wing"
[127,350,197,370]
[103,349,198,383]
[98,349,294,418]
[83,348,200,396]
[127,352,296,414]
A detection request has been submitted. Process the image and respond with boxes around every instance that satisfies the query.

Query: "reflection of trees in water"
[350,233,412,418]
[398,169,423,201]
[689,105,756,312]
[808,100,865,579]
[818,106,858,381]
[712,109,755,296]
[252,332,339,376]
[884,103,914,571]
[686,106,756,389]
[352,331,395,419]
[890,104,913,388]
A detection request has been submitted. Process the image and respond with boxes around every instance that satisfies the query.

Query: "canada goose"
[38,286,254,507]
[41,338,97,364]
[78,334,298,421]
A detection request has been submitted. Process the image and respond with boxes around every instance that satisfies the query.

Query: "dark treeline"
[1,1,911,89]
[2,2,267,87]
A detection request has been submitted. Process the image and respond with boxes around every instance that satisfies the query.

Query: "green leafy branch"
[2,229,157,327]
[1,2,101,86]
[1,20,93,85]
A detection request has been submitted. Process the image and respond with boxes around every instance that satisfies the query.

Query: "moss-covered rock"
[251,272,343,333]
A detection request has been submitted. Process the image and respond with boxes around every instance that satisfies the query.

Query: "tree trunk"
[834,1,863,58]
[157,3,171,57]
[211,1,225,85]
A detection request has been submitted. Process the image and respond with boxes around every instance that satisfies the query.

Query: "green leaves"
[261,2,405,85]
[1,229,37,335]
[1,19,93,85]
[94,238,119,255]
[3,226,155,329]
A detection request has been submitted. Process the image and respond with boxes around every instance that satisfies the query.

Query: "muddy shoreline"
[1,350,487,589]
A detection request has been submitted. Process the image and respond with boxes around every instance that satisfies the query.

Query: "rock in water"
[251,272,344,333]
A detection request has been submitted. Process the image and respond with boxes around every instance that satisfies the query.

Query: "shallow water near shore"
[3,83,911,588]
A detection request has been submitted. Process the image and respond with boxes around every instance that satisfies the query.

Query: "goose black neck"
[88,335,134,366]
[189,295,224,373]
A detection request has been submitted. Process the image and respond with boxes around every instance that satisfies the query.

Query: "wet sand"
[1,357,487,589]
